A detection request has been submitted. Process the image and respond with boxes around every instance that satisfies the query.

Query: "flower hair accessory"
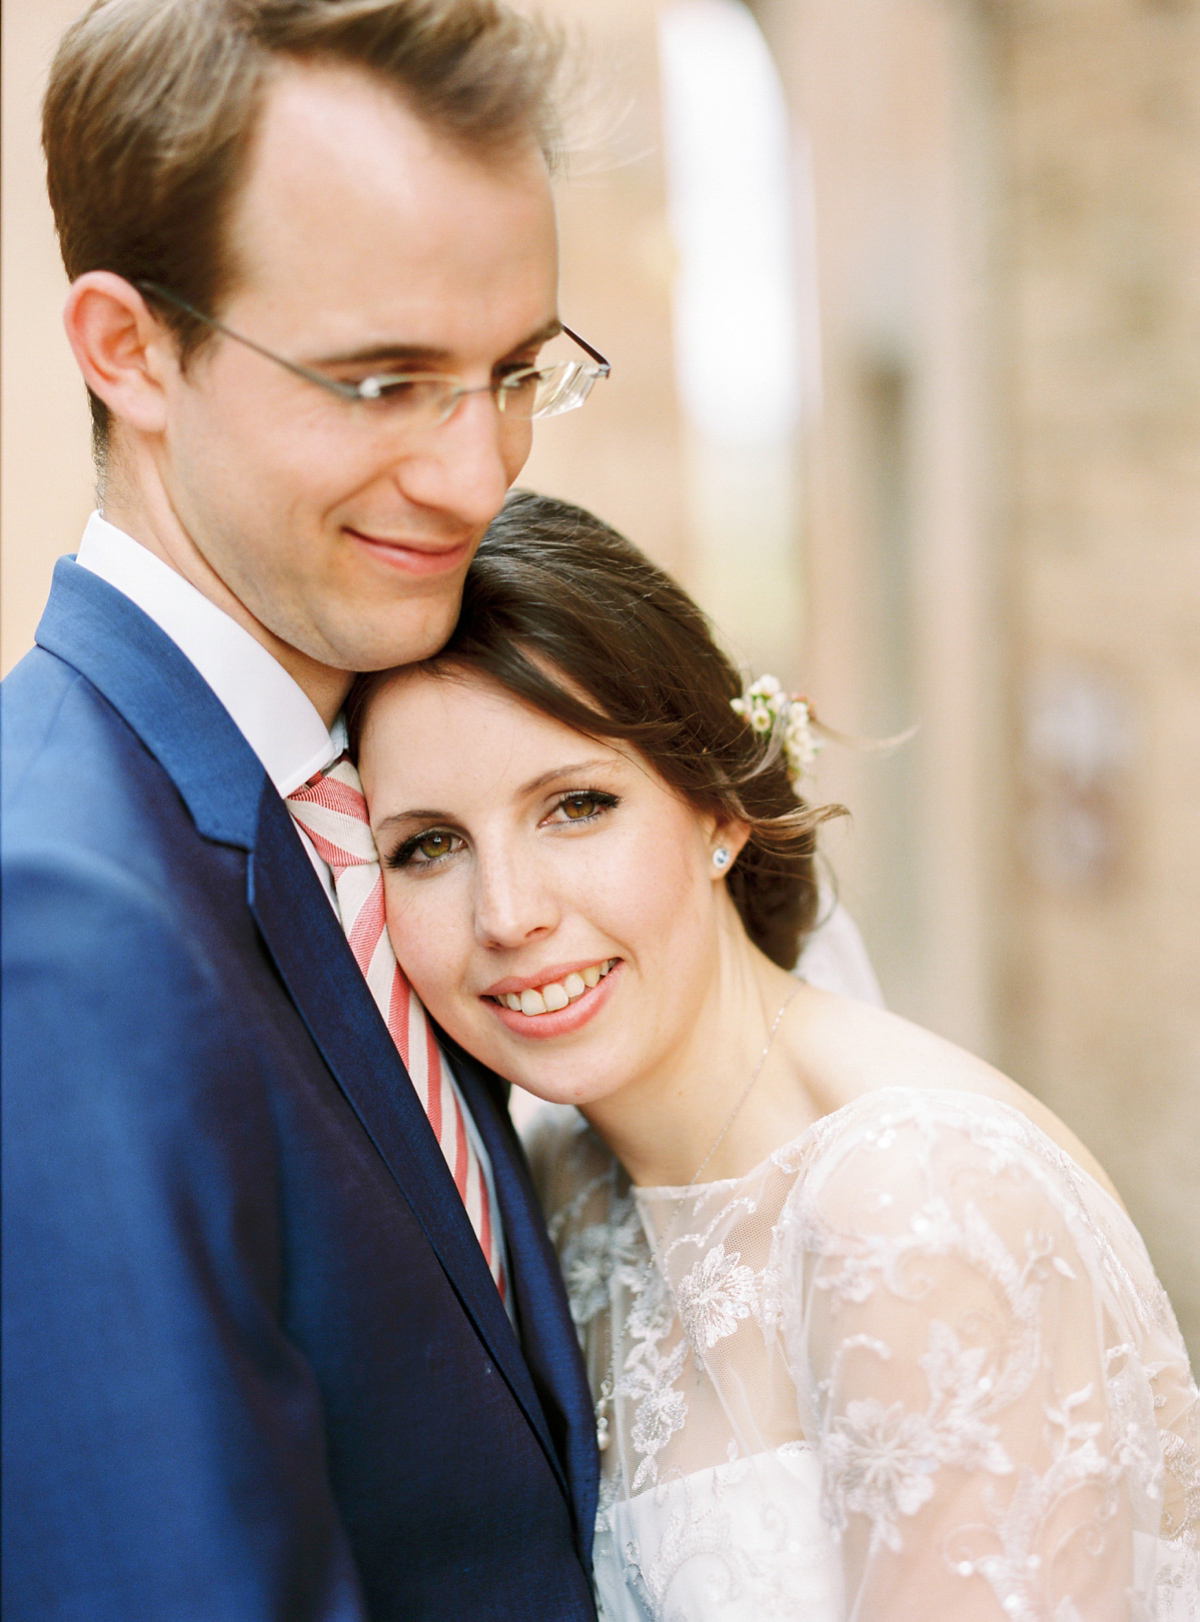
[730,675,824,786]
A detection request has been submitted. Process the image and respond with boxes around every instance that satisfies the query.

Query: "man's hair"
[43,0,563,455]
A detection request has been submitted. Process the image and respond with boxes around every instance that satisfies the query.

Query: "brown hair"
[42,0,563,454]
[349,491,844,970]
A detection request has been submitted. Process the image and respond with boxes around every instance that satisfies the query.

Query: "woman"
[351,491,1198,1620]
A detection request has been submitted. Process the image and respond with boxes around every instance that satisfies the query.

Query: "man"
[2,2,605,1616]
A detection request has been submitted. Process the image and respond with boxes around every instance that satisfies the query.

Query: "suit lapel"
[248,786,569,1498]
[447,1041,601,1560]
[33,560,572,1507]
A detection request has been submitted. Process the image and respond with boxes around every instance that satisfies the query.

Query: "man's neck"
[102,477,350,727]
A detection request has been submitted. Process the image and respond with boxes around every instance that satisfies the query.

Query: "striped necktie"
[287,756,507,1299]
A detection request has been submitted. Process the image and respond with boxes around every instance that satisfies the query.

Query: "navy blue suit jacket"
[1,559,599,1620]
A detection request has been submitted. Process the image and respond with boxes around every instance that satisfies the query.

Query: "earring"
[712,846,732,873]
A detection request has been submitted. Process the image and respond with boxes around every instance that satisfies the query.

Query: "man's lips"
[344,527,472,577]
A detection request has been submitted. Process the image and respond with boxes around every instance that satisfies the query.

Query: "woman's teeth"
[501,960,617,1017]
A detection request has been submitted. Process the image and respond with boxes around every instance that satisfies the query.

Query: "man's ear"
[62,272,177,435]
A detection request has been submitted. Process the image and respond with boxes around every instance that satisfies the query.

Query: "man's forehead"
[225,60,559,349]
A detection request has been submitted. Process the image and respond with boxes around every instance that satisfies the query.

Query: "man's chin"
[333,602,464,676]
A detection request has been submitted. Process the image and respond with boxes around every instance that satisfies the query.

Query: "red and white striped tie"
[287,757,507,1299]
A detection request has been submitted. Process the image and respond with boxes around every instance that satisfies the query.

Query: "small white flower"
[730,676,825,786]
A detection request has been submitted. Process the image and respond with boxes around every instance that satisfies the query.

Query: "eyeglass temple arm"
[140,280,610,384]
[561,324,611,375]
[134,280,359,394]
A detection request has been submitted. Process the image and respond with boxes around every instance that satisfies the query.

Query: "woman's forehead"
[361,665,622,778]
[358,663,684,809]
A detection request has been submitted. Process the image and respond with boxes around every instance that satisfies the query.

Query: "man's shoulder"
[2,642,86,782]
[2,641,245,917]
[4,640,137,800]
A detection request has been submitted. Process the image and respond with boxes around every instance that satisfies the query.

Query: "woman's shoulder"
[789,1078,1114,1223]
[772,1079,1194,1391]
[789,987,1122,1205]
[771,1068,1200,1608]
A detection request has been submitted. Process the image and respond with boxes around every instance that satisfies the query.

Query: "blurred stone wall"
[993,0,1200,1357]
[1,0,96,673]
[753,0,1199,1358]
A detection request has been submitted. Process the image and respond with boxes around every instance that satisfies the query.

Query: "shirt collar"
[76,512,345,797]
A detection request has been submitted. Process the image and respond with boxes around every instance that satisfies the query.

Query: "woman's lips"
[345,527,472,576]
[484,959,622,1040]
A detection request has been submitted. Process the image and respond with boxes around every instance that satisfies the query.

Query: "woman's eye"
[390,828,464,868]
[550,791,618,824]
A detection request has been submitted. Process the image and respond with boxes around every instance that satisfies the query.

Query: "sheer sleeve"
[773,1090,1199,1621]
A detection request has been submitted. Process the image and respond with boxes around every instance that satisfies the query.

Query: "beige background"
[4,0,1198,1360]
[1,0,96,668]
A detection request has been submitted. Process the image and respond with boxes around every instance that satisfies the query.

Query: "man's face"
[156,62,559,672]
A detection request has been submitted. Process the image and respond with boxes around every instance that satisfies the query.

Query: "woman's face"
[358,667,735,1107]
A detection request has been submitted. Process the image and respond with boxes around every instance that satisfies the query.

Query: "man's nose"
[473,845,560,951]
[394,389,523,529]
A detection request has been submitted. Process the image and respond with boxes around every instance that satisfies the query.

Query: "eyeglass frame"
[135,280,610,423]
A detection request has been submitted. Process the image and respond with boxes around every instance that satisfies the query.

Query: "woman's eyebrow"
[519,758,622,796]
[373,808,456,840]
[371,758,621,840]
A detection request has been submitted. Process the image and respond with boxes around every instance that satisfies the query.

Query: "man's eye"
[496,355,542,378]
[499,369,539,396]
[551,791,619,824]
[389,828,464,868]
[366,378,438,407]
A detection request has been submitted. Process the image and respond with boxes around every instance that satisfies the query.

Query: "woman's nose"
[472,845,560,950]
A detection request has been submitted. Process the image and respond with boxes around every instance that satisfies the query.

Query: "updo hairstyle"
[349,491,842,970]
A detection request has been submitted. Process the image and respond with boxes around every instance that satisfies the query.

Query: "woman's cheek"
[617,824,702,941]
[384,878,463,1018]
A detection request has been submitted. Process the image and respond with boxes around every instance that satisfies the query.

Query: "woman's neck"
[579,899,820,1188]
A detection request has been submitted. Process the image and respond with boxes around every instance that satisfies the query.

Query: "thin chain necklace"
[594,981,802,1452]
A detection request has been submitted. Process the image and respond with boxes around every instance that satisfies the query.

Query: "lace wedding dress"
[526,1088,1199,1621]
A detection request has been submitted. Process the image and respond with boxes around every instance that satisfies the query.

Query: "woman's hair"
[348,490,843,969]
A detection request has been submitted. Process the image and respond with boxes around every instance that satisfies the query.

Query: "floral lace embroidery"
[556,1179,645,1328]
[531,1090,1200,1620]
[822,1318,1015,1557]
[619,1260,689,1491]
[674,1244,758,1360]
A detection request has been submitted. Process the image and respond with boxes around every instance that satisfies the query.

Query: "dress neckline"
[629,1083,1131,1229]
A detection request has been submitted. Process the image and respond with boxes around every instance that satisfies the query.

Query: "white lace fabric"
[525,1089,1200,1621]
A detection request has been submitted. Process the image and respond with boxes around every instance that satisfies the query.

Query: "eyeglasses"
[136,281,610,427]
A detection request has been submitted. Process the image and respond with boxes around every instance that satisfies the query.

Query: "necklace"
[593,981,802,1451]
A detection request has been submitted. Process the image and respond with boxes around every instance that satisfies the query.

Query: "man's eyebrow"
[307,318,563,372]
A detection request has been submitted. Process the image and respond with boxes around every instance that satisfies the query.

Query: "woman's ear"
[62,272,176,436]
[707,819,751,880]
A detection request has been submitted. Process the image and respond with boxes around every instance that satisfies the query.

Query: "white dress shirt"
[77,511,345,909]
[75,513,511,1309]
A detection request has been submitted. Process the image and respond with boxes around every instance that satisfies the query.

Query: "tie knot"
[286,754,379,872]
